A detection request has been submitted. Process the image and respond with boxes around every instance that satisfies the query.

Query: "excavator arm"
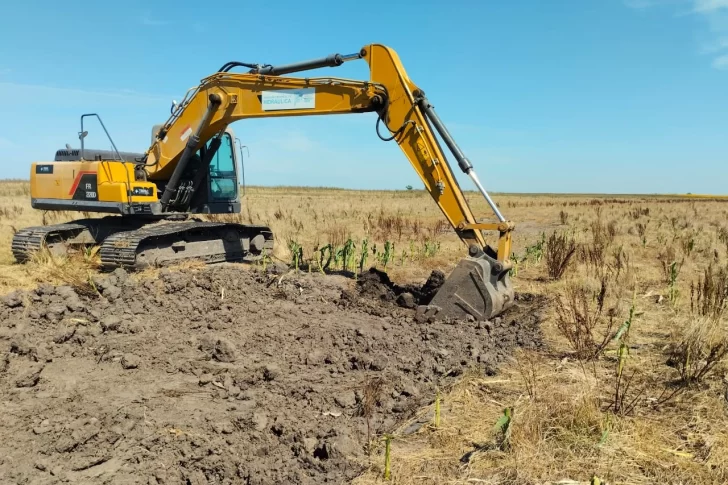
[143,43,515,319]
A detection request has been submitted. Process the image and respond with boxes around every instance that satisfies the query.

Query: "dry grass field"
[2,179,728,484]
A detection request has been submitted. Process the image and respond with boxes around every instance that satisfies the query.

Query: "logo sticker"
[261,88,316,111]
[131,186,154,197]
[35,164,54,174]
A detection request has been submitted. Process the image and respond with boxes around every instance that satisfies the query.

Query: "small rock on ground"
[121,354,141,370]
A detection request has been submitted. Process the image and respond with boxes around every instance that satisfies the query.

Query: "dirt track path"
[0,265,542,484]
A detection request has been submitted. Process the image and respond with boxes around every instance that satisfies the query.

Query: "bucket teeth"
[428,249,514,321]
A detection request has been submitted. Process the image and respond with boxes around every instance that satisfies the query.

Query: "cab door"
[207,132,240,207]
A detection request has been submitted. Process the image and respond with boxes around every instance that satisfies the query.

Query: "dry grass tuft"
[17,246,101,295]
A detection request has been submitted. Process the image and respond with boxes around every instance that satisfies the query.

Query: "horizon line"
[1,178,726,199]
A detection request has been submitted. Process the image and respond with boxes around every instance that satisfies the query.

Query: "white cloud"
[626,0,728,69]
[700,36,728,52]
[712,53,728,67]
[140,12,169,26]
[693,0,728,68]
[0,137,15,148]
[693,0,728,12]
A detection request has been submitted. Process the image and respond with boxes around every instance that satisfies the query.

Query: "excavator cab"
[151,124,242,215]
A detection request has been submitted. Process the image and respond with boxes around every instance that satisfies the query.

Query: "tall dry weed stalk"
[658,246,683,284]
[359,377,384,448]
[680,233,696,257]
[514,349,539,401]
[636,221,648,247]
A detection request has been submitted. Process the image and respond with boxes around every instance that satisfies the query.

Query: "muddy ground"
[0,265,543,484]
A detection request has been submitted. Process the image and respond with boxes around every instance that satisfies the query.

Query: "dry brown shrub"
[559,210,569,225]
[691,263,728,320]
[579,240,608,277]
[358,376,384,447]
[718,226,728,254]
[607,220,619,242]
[545,231,578,279]
[668,316,728,384]
[554,278,618,361]
[590,218,617,247]
[608,245,631,282]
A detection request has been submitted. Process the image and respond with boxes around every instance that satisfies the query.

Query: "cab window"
[208,133,238,200]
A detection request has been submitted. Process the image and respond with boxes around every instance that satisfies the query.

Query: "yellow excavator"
[13,43,515,320]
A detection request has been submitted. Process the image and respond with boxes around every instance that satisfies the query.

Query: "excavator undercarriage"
[13,43,516,320]
[12,217,273,270]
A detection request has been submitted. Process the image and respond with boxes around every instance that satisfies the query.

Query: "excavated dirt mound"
[0,265,543,484]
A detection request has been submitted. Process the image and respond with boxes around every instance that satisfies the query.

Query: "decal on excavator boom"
[261,88,316,111]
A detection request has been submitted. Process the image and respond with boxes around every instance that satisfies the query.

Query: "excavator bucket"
[428,246,515,321]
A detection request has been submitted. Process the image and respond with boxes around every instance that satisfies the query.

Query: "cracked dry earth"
[0,264,543,484]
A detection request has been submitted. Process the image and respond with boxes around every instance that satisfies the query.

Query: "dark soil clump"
[355,267,446,306]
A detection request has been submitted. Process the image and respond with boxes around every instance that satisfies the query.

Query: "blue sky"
[0,0,726,194]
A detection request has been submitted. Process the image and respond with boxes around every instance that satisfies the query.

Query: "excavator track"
[99,220,274,270]
[12,218,274,271]
[11,220,98,263]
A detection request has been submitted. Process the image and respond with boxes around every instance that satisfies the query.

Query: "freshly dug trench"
[0,264,543,484]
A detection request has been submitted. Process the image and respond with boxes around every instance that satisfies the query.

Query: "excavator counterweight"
[14,43,516,320]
